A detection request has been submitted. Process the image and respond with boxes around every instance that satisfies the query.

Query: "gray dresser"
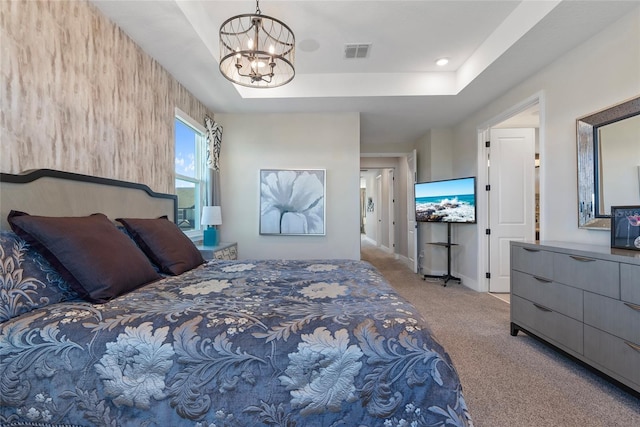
[510,241,640,394]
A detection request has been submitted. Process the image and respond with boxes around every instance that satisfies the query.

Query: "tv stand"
[423,222,461,286]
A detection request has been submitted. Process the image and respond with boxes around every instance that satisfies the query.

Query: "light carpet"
[361,241,639,427]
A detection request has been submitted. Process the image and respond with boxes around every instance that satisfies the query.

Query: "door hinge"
[485,229,491,235]
[486,272,491,279]
[486,184,491,191]
[485,141,490,148]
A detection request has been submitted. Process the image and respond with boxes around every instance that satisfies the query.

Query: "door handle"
[624,302,640,312]
[569,255,595,262]
[523,248,540,252]
[625,341,640,353]
[533,303,552,312]
[533,276,552,283]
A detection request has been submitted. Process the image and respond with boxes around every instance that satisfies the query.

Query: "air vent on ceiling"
[344,43,371,59]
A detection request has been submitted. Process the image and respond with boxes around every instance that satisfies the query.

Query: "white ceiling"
[90,0,638,149]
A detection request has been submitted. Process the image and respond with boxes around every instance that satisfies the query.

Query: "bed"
[0,169,473,427]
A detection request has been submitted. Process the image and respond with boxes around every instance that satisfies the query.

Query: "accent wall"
[0,0,213,193]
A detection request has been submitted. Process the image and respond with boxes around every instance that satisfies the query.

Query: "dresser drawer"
[584,292,640,344]
[553,253,619,298]
[621,263,640,305]
[511,295,583,355]
[584,325,640,390]
[198,242,238,260]
[511,245,553,278]
[511,270,583,321]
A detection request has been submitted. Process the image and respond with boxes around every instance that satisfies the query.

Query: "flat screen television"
[415,176,476,223]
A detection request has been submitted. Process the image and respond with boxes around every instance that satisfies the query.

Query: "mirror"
[577,96,640,229]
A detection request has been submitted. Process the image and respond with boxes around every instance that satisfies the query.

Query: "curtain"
[204,115,223,206]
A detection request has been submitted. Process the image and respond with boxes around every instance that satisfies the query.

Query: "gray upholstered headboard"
[0,169,177,230]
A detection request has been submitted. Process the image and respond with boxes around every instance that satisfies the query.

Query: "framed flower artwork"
[259,169,326,235]
[610,205,640,250]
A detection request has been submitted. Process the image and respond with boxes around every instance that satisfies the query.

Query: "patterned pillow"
[0,230,79,322]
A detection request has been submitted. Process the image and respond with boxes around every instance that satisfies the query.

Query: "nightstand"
[197,242,238,260]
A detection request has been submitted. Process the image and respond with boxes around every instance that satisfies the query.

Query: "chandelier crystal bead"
[219,1,295,88]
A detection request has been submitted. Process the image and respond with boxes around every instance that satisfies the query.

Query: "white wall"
[415,129,460,276]
[216,112,361,260]
[444,7,640,291]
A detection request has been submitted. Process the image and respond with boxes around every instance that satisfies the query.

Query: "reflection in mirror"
[597,115,640,215]
[577,96,640,229]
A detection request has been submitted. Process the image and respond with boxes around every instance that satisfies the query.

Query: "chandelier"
[219,0,295,88]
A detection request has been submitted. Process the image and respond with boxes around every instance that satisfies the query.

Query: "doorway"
[359,167,396,253]
[360,154,414,269]
[477,93,543,295]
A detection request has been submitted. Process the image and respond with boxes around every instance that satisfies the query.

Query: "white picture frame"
[259,169,326,235]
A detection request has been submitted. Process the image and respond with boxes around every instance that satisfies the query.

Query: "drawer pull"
[533,303,552,312]
[624,302,640,312]
[625,341,640,353]
[569,255,595,262]
[533,276,553,283]
[523,248,540,252]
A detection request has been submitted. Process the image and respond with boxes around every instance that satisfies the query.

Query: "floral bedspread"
[1,259,473,427]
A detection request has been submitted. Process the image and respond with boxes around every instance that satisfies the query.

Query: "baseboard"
[396,253,411,268]
[456,272,478,291]
[379,244,393,254]
[419,266,444,276]
[361,235,376,245]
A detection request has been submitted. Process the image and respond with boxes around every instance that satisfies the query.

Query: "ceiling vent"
[344,43,371,59]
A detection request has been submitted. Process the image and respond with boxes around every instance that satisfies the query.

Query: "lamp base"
[203,227,218,246]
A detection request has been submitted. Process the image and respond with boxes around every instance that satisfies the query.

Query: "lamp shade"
[201,206,222,226]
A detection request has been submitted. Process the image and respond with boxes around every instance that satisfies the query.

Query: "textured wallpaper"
[0,0,213,193]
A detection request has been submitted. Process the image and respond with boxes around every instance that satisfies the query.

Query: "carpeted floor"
[361,241,640,427]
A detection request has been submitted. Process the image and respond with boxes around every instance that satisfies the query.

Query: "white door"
[488,128,535,292]
[406,150,418,272]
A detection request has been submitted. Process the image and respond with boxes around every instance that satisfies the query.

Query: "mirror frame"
[577,96,640,229]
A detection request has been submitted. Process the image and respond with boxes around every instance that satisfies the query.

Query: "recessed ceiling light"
[436,58,449,66]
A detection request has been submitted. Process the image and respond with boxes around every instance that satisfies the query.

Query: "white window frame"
[175,108,207,239]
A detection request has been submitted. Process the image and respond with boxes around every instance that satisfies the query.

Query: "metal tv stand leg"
[422,223,461,287]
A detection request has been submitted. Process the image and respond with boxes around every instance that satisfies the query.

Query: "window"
[174,110,206,234]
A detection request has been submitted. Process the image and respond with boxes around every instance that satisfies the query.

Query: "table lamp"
[201,206,222,246]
